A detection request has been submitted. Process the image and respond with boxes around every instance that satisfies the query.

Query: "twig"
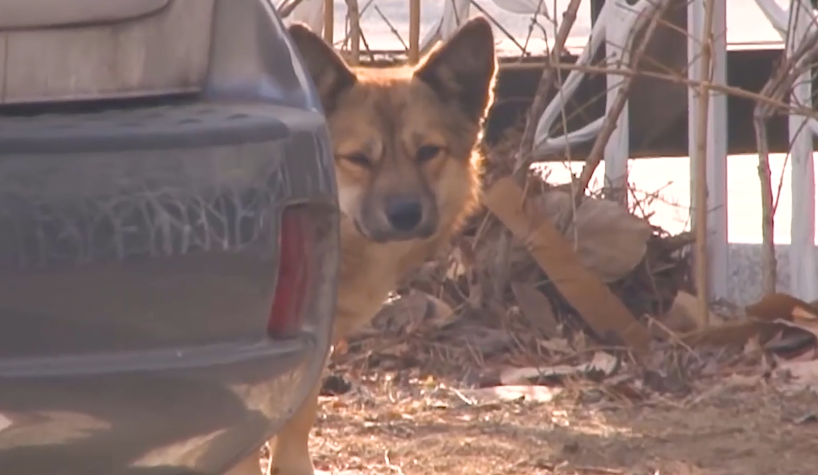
[278,0,309,18]
[373,5,409,52]
[753,26,818,297]
[346,0,361,65]
[573,0,675,205]
[512,0,583,181]
[502,62,818,127]
[469,0,529,55]
[520,0,549,59]
[754,107,776,297]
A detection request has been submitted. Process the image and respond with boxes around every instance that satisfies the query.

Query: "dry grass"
[304,369,818,475]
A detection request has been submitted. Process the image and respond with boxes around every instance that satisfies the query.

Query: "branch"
[753,26,818,297]
[573,0,675,205]
[513,0,583,181]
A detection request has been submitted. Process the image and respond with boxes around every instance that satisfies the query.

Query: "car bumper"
[0,332,324,475]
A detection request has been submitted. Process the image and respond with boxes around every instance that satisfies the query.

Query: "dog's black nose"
[385,197,423,232]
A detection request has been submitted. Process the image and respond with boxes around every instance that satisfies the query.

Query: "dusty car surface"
[0,0,339,474]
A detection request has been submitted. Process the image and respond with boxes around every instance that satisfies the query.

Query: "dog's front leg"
[265,375,322,475]
[224,376,321,475]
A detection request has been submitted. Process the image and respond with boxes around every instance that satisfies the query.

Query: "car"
[0,0,340,474]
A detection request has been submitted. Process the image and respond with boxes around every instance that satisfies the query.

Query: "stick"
[279,0,309,18]
[409,0,421,64]
[753,27,818,297]
[573,0,675,205]
[346,0,361,65]
[513,0,583,181]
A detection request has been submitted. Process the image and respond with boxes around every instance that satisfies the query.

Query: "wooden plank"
[2,0,215,104]
[483,177,652,352]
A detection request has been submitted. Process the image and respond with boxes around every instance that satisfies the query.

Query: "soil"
[297,373,818,475]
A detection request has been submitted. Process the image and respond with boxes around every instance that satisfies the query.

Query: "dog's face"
[288,18,496,243]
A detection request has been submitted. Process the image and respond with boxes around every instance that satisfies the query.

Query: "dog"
[227,16,497,475]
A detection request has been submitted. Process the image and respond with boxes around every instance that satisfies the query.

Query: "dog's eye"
[415,145,442,163]
[342,153,372,168]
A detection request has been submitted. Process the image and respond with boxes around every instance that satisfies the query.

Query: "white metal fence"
[278,0,818,304]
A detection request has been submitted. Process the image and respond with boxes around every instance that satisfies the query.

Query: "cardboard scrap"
[483,177,651,352]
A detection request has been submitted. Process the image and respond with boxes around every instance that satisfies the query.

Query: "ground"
[257,287,818,475]
[289,370,818,475]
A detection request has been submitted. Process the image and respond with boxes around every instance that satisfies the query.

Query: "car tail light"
[267,204,316,337]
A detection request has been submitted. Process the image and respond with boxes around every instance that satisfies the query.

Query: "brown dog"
[228,16,497,475]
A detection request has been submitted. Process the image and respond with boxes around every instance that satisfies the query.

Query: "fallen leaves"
[370,290,458,336]
[499,351,620,386]
[459,385,562,404]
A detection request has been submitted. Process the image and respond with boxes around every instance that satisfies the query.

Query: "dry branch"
[513,0,583,178]
[346,0,361,65]
[573,0,675,205]
[278,0,309,18]
[753,27,818,297]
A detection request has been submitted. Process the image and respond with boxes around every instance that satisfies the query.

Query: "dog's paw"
[266,461,315,475]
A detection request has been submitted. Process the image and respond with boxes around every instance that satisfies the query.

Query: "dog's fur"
[227,17,497,475]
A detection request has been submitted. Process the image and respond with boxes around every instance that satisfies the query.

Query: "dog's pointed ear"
[288,23,357,112]
[413,17,497,122]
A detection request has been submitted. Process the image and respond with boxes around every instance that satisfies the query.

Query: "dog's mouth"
[353,218,435,243]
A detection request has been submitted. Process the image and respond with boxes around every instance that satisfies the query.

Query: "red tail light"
[268,204,315,337]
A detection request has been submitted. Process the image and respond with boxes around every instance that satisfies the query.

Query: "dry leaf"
[679,320,767,348]
[530,190,653,283]
[511,282,559,338]
[332,339,349,356]
[540,338,573,354]
[371,291,457,334]
[587,351,620,376]
[425,293,457,328]
[660,291,714,332]
[498,351,618,385]
[748,293,818,348]
[774,359,818,395]
[446,246,468,279]
[790,305,818,336]
[746,292,817,323]
[460,385,562,403]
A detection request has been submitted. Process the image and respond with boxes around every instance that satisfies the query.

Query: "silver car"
[0,1,339,474]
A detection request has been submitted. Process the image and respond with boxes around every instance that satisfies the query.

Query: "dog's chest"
[334,226,441,339]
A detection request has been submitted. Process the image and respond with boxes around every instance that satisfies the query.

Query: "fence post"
[687,0,729,301]
[788,0,818,301]
[603,0,631,202]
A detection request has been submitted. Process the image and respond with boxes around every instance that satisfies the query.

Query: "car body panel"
[0,1,339,474]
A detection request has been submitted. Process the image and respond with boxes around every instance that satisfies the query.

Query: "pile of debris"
[327,127,818,403]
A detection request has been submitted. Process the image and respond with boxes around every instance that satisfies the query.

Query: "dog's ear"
[288,23,357,112]
[413,17,497,122]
